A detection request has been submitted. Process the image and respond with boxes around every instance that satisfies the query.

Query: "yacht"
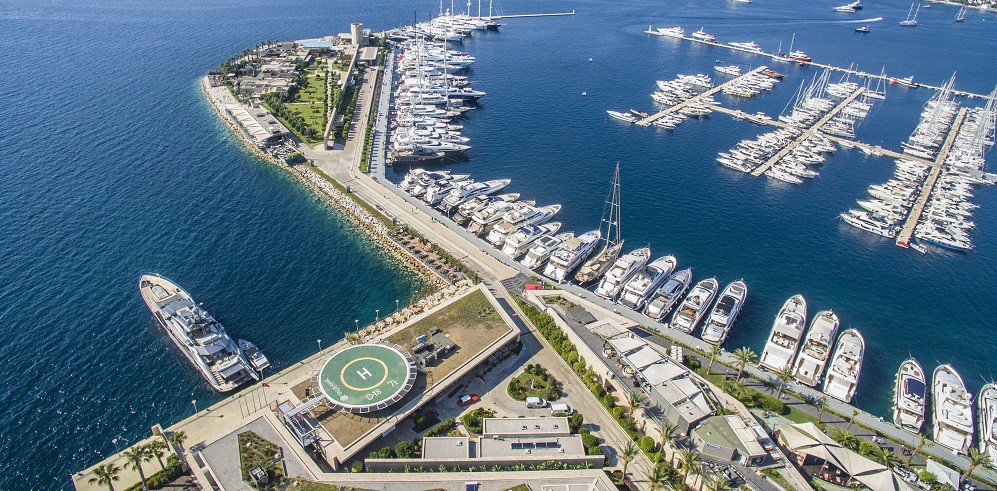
[644,268,692,321]
[139,274,260,392]
[855,26,871,33]
[521,232,574,270]
[467,200,521,236]
[932,364,974,454]
[669,277,719,334]
[439,178,510,213]
[453,193,518,225]
[701,280,747,345]
[618,255,677,311]
[793,310,839,387]
[823,329,865,402]
[486,204,562,246]
[979,383,997,462]
[715,65,742,77]
[893,358,927,433]
[399,168,430,192]
[835,0,863,11]
[654,26,686,38]
[900,2,920,26]
[594,247,651,300]
[501,222,562,258]
[954,6,967,22]
[691,28,717,43]
[729,41,763,53]
[759,295,808,372]
[607,110,639,124]
[544,230,601,283]
[423,175,472,205]
[238,339,270,371]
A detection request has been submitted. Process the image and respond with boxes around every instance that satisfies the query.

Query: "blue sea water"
[0,0,994,488]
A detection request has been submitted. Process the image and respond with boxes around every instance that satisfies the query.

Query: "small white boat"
[893,358,927,433]
[238,339,270,372]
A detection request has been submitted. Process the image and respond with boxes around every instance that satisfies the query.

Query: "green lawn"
[285,65,328,144]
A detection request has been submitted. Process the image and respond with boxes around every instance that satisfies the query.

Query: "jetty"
[486,11,575,19]
[636,66,768,127]
[751,87,866,176]
[895,107,968,247]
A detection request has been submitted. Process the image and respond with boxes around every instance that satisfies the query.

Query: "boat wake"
[840,17,884,23]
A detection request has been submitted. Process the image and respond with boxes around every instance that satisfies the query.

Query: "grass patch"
[238,431,285,489]
[284,66,328,144]
[762,468,799,491]
[460,408,495,435]
[508,364,563,401]
[386,289,501,347]
[310,166,394,228]
[287,479,374,491]
[545,295,577,310]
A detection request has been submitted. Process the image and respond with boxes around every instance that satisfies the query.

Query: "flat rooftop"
[695,415,766,458]
[421,436,472,459]
[483,417,570,437]
[478,435,586,459]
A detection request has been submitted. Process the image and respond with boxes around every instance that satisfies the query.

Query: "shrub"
[918,470,937,486]
[612,407,625,420]
[581,432,601,455]
[395,441,417,458]
[350,461,364,473]
[460,408,494,435]
[569,413,584,433]
[639,436,658,454]
[369,446,395,459]
[424,418,457,437]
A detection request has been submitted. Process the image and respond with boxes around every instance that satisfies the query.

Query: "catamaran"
[643,268,692,321]
[823,329,865,403]
[793,310,839,387]
[595,247,651,300]
[618,255,677,311]
[759,295,808,372]
[932,364,974,454]
[669,277,719,334]
[700,280,747,345]
[893,358,927,433]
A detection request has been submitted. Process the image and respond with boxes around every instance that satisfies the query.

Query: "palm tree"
[705,473,733,491]
[846,409,859,431]
[147,440,167,469]
[733,347,757,380]
[627,390,646,418]
[658,420,681,463]
[679,448,701,483]
[962,448,994,486]
[724,378,748,400]
[169,431,188,452]
[907,434,932,466]
[707,345,723,375]
[775,366,795,398]
[817,395,829,423]
[122,446,150,490]
[872,447,902,469]
[645,464,669,491]
[620,441,639,479]
[88,464,121,491]
[832,428,859,450]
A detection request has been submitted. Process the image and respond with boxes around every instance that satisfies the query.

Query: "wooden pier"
[636,66,768,127]
[894,107,968,247]
[751,87,866,176]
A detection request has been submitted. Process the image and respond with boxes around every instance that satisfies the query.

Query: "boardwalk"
[636,66,768,126]
[895,107,968,247]
[751,87,866,176]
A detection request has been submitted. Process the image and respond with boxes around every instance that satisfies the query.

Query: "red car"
[457,394,480,407]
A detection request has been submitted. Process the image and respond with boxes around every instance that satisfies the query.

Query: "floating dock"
[636,66,769,127]
[751,87,866,176]
[895,107,968,247]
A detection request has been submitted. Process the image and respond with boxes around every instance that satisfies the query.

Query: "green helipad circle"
[318,344,416,413]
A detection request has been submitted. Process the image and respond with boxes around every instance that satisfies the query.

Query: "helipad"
[317,344,417,414]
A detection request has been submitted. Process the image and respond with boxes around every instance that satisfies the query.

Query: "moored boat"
[618,255,677,311]
[822,329,864,402]
[595,247,651,300]
[979,383,997,461]
[932,364,974,454]
[701,279,747,345]
[643,268,692,321]
[669,277,719,334]
[893,358,927,433]
[521,232,573,271]
[544,230,601,283]
[759,294,808,372]
[793,310,840,387]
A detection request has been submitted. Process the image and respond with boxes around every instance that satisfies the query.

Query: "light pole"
[396,299,400,311]
[192,399,198,414]
[355,319,359,331]
[317,339,322,353]
[375,309,380,321]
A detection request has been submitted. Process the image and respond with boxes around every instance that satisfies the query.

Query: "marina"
[635,66,769,126]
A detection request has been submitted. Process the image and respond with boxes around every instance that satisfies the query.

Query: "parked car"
[457,394,479,407]
[525,396,548,408]
[550,403,574,415]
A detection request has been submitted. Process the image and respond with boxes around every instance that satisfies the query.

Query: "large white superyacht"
[139,274,261,392]
[793,310,839,387]
[467,200,524,236]
[643,268,692,321]
[439,178,510,213]
[759,295,808,372]
[617,255,676,311]
[544,230,601,283]
[486,204,561,246]
[979,383,997,462]
[669,277,719,334]
[595,247,651,300]
[822,329,864,403]
[893,358,927,433]
[452,193,518,226]
[932,364,974,454]
[501,222,561,258]
[521,232,573,270]
[700,280,747,345]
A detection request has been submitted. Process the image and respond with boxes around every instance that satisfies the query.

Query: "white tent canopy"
[777,422,915,491]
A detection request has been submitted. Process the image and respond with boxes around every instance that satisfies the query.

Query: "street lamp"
[376,309,380,321]
[192,399,198,414]
[317,339,322,352]
[396,299,399,311]
[355,319,359,331]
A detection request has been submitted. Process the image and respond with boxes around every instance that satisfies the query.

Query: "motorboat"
[759,294,808,372]
[467,200,522,236]
[855,26,871,33]
[653,26,686,38]
[714,65,742,77]
[979,383,997,461]
[932,364,974,454]
[893,358,927,433]
[486,204,561,246]
[729,41,763,53]
[691,27,717,43]
[594,247,651,300]
[823,329,864,402]
[521,232,574,270]
[607,110,639,124]
[453,193,518,225]
[238,339,270,372]
[501,222,562,258]
[643,268,692,321]
[544,230,601,283]
[618,255,677,311]
[669,277,719,334]
[439,178,510,213]
[700,280,747,345]
[793,310,839,387]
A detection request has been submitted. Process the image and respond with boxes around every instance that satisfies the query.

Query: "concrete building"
[691,415,767,466]
[351,23,365,46]
[224,103,288,147]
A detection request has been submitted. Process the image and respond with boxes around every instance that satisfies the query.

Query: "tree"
[707,345,723,375]
[817,395,829,423]
[846,409,859,431]
[88,464,120,491]
[705,473,733,491]
[679,448,701,482]
[627,390,646,417]
[645,464,670,491]
[908,434,932,465]
[621,440,639,479]
[872,447,902,469]
[147,440,168,469]
[775,366,795,399]
[963,448,994,486]
[169,431,188,451]
[658,420,681,464]
[122,446,150,490]
[832,429,859,450]
[733,347,757,380]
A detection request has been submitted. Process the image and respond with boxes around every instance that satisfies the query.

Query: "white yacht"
[669,277,719,334]
[607,110,639,123]
[423,175,472,205]
[701,280,747,345]
[522,232,574,270]
[893,358,927,433]
[399,168,429,192]
[467,200,523,236]
[501,222,561,258]
[759,295,808,372]
[979,383,997,462]
[823,329,864,402]
[618,255,677,311]
[595,247,651,300]
[932,364,974,454]
[544,230,601,283]
[139,274,260,392]
[439,178,510,213]
[237,339,270,372]
[486,204,561,246]
[729,41,763,53]
[793,310,840,387]
[644,268,692,321]
[654,26,685,38]
[452,193,518,226]
[691,28,717,43]
[715,65,742,77]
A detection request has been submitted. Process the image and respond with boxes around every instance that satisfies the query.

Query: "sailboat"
[574,163,624,284]
[954,6,967,22]
[900,3,919,26]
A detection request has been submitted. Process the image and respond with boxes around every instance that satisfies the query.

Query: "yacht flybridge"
[501,222,562,258]
[618,255,677,311]
[486,204,562,246]
[793,310,839,387]
[823,329,865,403]
[893,358,927,433]
[669,277,719,334]
[932,364,974,454]
[700,280,747,345]
[759,295,808,372]
[522,232,574,271]
[594,247,651,300]
[643,268,692,321]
